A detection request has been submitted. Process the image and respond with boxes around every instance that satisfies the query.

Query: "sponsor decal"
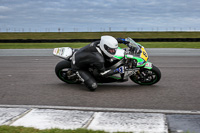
[53,48,57,55]
[60,48,65,55]
[56,49,60,55]
[137,61,144,65]
[145,62,152,68]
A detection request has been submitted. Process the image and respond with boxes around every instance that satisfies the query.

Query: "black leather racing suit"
[71,40,113,91]
[72,41,105,72]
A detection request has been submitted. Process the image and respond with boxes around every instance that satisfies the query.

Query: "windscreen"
[126,37,142,55]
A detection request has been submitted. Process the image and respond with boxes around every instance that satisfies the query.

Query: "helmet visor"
[104,45,116,55]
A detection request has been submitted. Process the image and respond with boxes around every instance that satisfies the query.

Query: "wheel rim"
[58,69,78,84]
[133,70,158,85]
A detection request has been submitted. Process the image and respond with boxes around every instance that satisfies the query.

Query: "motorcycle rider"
[71,35,125,91]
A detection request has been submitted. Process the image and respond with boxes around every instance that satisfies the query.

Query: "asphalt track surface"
[0,49,200,111]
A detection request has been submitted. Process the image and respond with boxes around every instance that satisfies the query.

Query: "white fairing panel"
[53,47,73,59]
[115,48,125,57]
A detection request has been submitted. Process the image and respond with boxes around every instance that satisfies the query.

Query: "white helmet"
[99,35,118,57]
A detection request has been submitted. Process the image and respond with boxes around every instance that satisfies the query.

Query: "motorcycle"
[53,37,161,88]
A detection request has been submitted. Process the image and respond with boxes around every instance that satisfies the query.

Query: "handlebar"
[117,38,130,47]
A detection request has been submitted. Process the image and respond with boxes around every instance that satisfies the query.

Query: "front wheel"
[130,65,161,85]
[55,60,81,84]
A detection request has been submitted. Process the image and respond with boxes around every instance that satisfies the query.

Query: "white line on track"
[0,104,200,115]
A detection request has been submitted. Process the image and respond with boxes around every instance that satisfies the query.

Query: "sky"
[0,0,200,32]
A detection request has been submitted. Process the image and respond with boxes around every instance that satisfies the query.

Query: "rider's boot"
[77,70,97,91]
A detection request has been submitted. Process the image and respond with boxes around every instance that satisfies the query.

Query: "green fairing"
[125,55,147,67]
[114,47,150,68]
[137,62,147,67]
[113,55,123,60]
[144,66,152,69]
[144,62,153,69]
[109,76,121,79]
[132,56,144,62]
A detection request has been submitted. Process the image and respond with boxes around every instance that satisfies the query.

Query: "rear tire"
[55,60,80,84]
[130,65,161,85]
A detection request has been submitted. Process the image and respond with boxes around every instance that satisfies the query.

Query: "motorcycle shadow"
[98,83,159,90]
[70,83,159,92]
[55,81,160,92]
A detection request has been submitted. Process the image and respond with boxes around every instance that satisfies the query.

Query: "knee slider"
[84,79,97,89]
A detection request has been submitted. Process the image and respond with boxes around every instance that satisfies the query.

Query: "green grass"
[0,43,88,49]
[0,32,199,49]
[0,125,193,133]
[0,42,200,49]
[1,32,200,40]
[140,42,200,48]
[0,126,125,133]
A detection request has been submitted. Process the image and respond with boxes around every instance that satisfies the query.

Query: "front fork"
[134,62,154,82]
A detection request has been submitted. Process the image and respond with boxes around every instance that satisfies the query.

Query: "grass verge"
[0,125,192,133]
[0,43,88,49]
[1,32,200,39]
[140,42,200,48]
[0,126,124,133]
[0,42,200,49]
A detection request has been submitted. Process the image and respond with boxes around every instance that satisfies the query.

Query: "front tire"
[55,60,80,84]
[130,65,161,85]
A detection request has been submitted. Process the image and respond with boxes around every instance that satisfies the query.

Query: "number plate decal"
[140,47,148,61]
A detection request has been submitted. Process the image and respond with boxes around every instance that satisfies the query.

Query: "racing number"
[143,51,147,57]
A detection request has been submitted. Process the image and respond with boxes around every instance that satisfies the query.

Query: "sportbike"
[53,37,161,88]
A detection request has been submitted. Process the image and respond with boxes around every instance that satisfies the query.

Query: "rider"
[71,35,127,91]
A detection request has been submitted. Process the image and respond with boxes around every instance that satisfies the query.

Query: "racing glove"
[117,38,129,44]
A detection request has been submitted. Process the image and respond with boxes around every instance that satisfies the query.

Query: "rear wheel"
[55,60,81,84]
[130,65,161,85]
